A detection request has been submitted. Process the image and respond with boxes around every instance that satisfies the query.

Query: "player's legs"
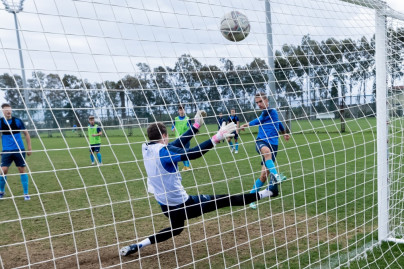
[0,153,12,197]
[15,152,29,200]
[249,166,269,209]
[120,190,277,256]
[260,145,278,175]
[89,148,95,164]
[182,141,191,170]
[94,147,102,164]
[120,203,187,256]
[234,132,239,153]
[227,135,235,152]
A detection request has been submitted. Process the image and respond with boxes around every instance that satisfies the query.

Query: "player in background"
[0,103,32,201]
[88,116,102,165]
[172,105,192,171]
[240,92,290,209]
[217,112,225,130]
[227,109,240,153]
[119,111,279,256]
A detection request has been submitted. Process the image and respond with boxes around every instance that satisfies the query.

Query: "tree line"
[1,29,403,126]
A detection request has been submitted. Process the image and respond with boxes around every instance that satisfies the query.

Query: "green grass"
[0,118,403,268]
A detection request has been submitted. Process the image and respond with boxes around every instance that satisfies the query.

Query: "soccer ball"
[220,11,250,42]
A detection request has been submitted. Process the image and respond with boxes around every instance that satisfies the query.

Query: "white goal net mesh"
[0,0,403,268]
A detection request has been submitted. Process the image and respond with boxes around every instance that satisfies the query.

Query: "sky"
[0,0,403,103]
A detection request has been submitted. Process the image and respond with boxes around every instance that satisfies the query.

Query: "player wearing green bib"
[88,116,102,165]
[172,106,192,171]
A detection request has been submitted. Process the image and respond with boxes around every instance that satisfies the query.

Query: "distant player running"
[227,109,240,154]
[88,116,102,165]
[0,103,32,200]
[172,105,192,171]
[119,112,279,256]
[240,92,290,209]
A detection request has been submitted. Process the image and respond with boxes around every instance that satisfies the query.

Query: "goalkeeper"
[240,92,290,210]
[120,111,279,256]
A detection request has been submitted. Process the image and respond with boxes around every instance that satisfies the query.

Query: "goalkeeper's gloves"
[193,110,207,129]
[212,122,236,144]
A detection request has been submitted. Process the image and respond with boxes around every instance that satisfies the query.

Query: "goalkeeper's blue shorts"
[255,140,278,164]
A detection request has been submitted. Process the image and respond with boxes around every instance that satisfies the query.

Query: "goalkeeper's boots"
[120,244,139,256]
[267,173,279,197]
[0,192,4,199]
[275,173,287,183]
[249,202,257,210]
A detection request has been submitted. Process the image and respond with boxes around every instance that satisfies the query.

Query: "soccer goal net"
[0,0,403,268]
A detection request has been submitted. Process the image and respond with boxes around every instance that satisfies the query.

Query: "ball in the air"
[220,11,250,42]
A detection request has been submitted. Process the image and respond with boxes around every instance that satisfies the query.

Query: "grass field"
[0,118,403,268]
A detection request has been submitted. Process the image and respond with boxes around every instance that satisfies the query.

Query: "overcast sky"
[0,0,403,92]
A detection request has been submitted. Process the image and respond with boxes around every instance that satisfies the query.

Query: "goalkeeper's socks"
[97,153,102,163]
[0,176,6,193]
[258,189,273,199]
[90,154,95,163]
[229,141,234,148]
[20,174,29,195]
[138,238,151,249]
[250,178,264,193]
[235,142,239,151]
[265,160,278,175]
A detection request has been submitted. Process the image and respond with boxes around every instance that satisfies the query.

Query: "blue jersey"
[248,109,284,145]
[228,115,239,124]
[217,117,225,129]
[0,117,26,151]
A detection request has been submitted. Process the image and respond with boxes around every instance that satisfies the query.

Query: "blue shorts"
[1,151,26,167]
[255,140,278,164]
[90,144,101,153]
[230,131,239,140]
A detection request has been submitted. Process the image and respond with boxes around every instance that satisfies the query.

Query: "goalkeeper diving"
[120,110,279,256]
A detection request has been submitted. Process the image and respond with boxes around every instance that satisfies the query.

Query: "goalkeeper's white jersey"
[142,142,189,206]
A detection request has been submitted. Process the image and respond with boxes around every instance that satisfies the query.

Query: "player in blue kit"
[217,112,225,130]
[227,109,240,153]
[240,93,290,209]
[119,111,279,256]
[0,103,32,201]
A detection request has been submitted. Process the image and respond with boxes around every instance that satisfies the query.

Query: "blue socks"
[183,160,190,167]
[235,142,239,151]
[265,160,278,175]
[250,178,264,193]
[0,176,6,193]
[97,153,102,163]
[20,174,29,195]
[229,141,234,148]
[90,154,95,163]
[0,175,29,195]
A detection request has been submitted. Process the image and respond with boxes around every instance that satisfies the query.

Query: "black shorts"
[90,144,101,153]
[1,152,26,167]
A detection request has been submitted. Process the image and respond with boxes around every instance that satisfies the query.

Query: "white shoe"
[230,147,234,153]
[234,150,238,154]
[24,195,31,201]
[91,162,95,165]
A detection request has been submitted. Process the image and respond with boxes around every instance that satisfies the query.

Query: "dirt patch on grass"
[0,203,363,268]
